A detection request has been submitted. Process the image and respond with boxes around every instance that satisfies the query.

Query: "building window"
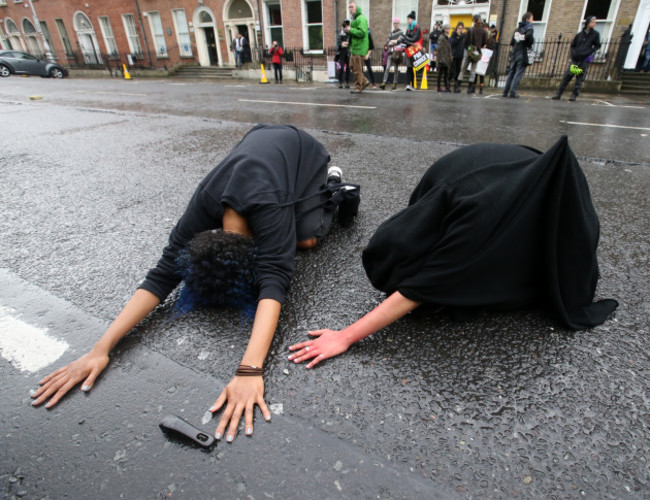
[0,0,7,6]
[74,11,102,64]
[581,0,620,42]
[518,0,553,43]
[55,19,74,57]
[393,0,418,33]
[172,9,192,57]
[98,16,119,58]
[355,0,370,24]
[264,0,284,46]
[122,14,143,56]
[228,0,253,19]
[303,0,323,51]
[39,21,58,58]
[146,11,167,58]
[5,18,25,52]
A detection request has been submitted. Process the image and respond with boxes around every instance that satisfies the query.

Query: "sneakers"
[405,84,414,91]
[379,82,386,90]
[372,84,377,89]
[327,166,342,184]
[551,93,562,100]
[568,94,578,101]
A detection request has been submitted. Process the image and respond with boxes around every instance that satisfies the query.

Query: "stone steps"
[173,66,234,79]
[620,71,650,95]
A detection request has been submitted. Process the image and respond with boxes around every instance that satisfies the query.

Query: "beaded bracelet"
[235,364,263,377]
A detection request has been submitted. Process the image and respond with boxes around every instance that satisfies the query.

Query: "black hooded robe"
[362,136,618,330]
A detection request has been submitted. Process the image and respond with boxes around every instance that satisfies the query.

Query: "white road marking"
[560,120,650,132]
[593,100,645,109]
[239,99,376,110]
[81,91,148,97]
[0,306,69,373]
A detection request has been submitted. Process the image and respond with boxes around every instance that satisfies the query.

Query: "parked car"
[0,50,68,78]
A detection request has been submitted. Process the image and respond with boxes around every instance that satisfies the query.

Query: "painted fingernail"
[246,427,252,435]
[81,385,90,391]
[44,402,51,408]
[208,405,216,412]
[226,434,233,443]
[31,400,39,406]
[264,414,271,422]
[29,389,37,397]
[215,432,221,440]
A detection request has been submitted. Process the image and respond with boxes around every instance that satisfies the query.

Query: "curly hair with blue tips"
[175,229,257,317]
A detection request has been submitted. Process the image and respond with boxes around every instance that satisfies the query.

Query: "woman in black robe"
[289,136,618,367]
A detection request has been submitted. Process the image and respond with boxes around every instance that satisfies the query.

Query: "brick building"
[1,0,648,71]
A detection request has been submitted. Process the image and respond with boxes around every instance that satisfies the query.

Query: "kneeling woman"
[289,136,618,367]
[32,124,360,443]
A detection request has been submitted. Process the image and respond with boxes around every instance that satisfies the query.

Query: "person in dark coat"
[450,22,466,92]
[335,20,351,89]
[502,12,535,98]
[32,125,361,444]
[436,24,452,92]
[400,10,423,91]
[289,137,618,368]
[458,14,487,93]
[552,16,601,101]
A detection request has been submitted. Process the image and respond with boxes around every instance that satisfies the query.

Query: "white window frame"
[122,13,143,56]
[392,0,418,33]
[263,0,284,47]
[302,0,323,53]
[579,0,621,43]
[172,8,193,57]
[518,0,553,43]
[98,16,119,58]
[5,17,25,51]
[0,0,7,7]
[39,21,57,58]
[146,11,168,58]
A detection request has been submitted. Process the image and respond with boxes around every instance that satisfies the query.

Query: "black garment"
[465,24,487,50]
[510,21,534,61]
[140,125,336,304]
[273,62,282,83]
[450,31,466,60]
[362,137,618,330]
[570,28,601,62]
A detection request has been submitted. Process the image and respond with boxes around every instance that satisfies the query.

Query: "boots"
[568,92,578,101]
[379,82,386,90]
[391,83,397,90]
[445,86,451,92]
[454,81,461,93]
[551,89,563,100]
[467,83,475,94]
[479,84,483,95]
[437,86,443,92]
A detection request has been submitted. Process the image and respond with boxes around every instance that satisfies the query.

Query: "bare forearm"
[93,289,161,354]
[240,298,281,367]
[341,292,420,345]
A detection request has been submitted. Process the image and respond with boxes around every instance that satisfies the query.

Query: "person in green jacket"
[348,1,370,93]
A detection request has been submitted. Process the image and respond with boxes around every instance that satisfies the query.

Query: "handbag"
[526,47,535,66]
[467,45,481,63]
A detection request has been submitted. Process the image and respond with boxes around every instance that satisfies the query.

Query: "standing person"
[436,24,452,92]
[401,10,423,91]
[269,41,284,84]
[364,29,377,89]
[457,14,486,94]
[380,18,404,90]
[335,20,351,89]
[289,137,618,369]
[502,12,534,98]
[232,32,245,68]
[348,1,370,94]
[552,16,601,101]
[450,22,466,93]
[429,21,442,64]
[31,124,361,445]
[643,30,650,72]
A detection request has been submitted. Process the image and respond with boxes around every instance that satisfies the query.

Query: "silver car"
[0,50,68,78]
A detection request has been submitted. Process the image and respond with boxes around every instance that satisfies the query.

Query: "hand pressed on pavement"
[31,350,110,408]
[288,329,351,368]
[210,376,271,443]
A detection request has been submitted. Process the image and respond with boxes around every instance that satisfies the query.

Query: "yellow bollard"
[122,64,131,80]
[420,66,428,90]
[412,68,417,89]
[259,64,270,84]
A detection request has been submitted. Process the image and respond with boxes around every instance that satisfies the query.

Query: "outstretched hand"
[288,329,351,368]
[31,350,110,408]
[210,376,271,443]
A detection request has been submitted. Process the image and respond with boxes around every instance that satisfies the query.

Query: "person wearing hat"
[436,24,453,92]
[400,10,423,91]
[552,16,601,101]
[457,14,487,94]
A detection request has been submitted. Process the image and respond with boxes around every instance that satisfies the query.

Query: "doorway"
[204,27,218,65]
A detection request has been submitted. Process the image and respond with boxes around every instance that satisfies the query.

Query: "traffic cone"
[412,68,417,89]
[259,64,270,84]
[122,64,131,80]
[420,66,428,90]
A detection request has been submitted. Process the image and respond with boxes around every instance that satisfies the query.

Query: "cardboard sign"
[406,44,430,71]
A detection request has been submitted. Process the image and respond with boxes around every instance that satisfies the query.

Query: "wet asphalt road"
[0,76,649,499]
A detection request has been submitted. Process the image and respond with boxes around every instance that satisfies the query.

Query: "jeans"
[383,58,400,84]
[234,50,243,67]
[503,52,527,95]
[273,63,282,82]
